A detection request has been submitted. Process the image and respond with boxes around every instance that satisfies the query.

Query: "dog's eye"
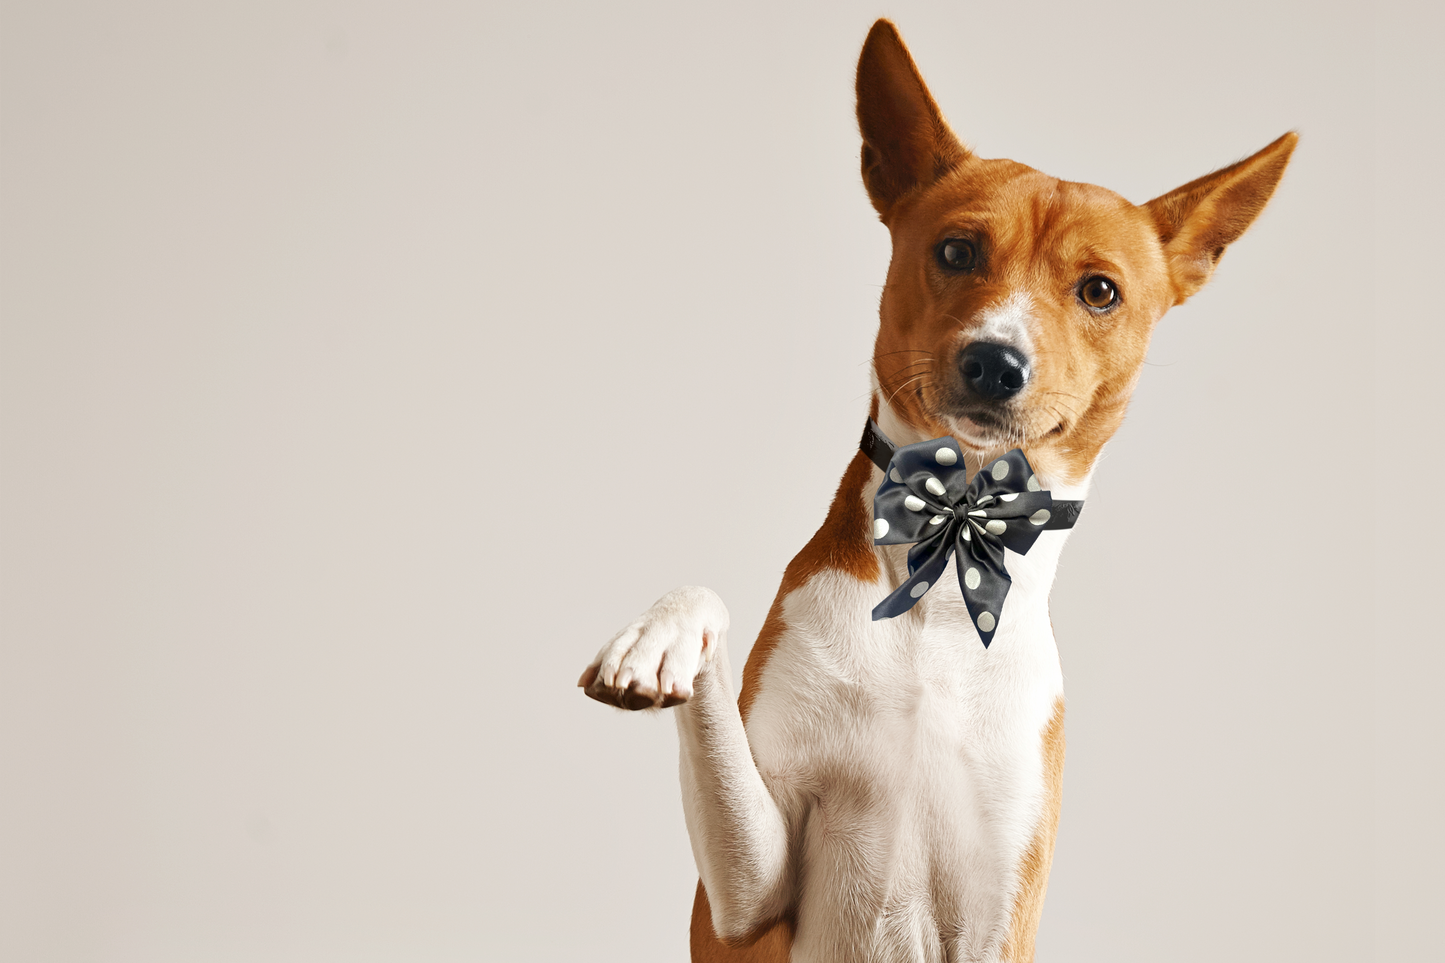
[937,239,977,272]
[1078,276,1119,310]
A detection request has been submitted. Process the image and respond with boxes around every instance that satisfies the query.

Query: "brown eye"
[1079,276,1119,310]
[937,238,977,272]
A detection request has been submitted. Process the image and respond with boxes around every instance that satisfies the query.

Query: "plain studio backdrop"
[2,1,1441,961]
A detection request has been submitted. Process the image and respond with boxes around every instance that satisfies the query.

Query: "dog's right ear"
[1143,132,1298,304]
[856,19,968,222]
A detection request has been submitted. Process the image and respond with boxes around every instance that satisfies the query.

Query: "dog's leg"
[581,586,790,942]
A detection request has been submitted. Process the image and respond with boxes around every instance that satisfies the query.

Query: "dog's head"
[859,20,1295,482]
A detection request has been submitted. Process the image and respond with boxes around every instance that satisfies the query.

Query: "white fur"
[586,395,1092,962]
[970,292,1037,359]
[742,565,1060,961]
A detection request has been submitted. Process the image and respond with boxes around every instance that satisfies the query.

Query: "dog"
[578,19,1294,963]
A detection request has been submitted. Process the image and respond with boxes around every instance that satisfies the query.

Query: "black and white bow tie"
[860,420,1084,647]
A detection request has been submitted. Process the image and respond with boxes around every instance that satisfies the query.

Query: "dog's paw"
[578,586,729,711]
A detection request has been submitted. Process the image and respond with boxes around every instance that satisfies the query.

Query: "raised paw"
[578,586,729,711]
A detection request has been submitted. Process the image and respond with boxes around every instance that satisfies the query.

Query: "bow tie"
[860,419,1084,646]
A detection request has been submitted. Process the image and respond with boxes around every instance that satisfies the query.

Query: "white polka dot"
[961,526,972,542]
[991,460,1010,481]
[975,495,994,507]
[935,447,958,466]
[977,611,996,633]
[929,514,947,526]
[964,567,981,590]
[889,468,903,484]
[1027,475,1041,492]
[1030,509,1051,526]
[904,494,926,511]
[925,477,947,497]
[985,519,1007,535]
[1000,493,1019,502]
[968,509,987,517]
[910,581,930,598]
[873,518,890,539]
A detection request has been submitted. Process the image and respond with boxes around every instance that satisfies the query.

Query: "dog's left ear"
[856,19,969,222]
[1144,131,1298,304]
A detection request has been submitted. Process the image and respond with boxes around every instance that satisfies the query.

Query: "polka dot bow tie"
[861,420,1084,646]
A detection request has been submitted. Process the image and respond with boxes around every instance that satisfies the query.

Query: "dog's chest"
[743,565,1063,962]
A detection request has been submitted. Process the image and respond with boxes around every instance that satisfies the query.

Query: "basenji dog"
[579,19,1295,963]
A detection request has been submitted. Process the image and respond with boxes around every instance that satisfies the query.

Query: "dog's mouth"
[897,362,1072,453]
[942,405,1068,453]
[950,411,1021,451]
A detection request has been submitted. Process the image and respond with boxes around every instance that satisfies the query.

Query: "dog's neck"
[871,396,1093,620]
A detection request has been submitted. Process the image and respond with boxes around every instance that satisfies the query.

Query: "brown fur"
[691,881,794,963]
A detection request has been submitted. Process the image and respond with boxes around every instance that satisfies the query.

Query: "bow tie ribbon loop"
[862,420,1082,647]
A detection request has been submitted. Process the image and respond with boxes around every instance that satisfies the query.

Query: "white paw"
[578,586,729,711]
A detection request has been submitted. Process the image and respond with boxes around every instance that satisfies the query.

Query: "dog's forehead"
[917,163,1156,263]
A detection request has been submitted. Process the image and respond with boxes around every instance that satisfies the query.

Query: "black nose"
[959,342,1030,401]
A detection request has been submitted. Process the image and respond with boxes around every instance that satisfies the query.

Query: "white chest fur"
[734,406,1089,962]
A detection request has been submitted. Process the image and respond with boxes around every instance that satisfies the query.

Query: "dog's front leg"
[580,586,790,941]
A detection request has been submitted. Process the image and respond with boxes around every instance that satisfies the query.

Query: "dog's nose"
[959,342,1030,401]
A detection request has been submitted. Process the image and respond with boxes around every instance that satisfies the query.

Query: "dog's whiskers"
[882,374,932,410]
[869,356,934,401]
[874,349,936,359]
[871,357,935,380]
[882,360,934,379]
[1038,392,1083,421]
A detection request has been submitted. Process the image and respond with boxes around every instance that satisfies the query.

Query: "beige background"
[2,2,1440,961]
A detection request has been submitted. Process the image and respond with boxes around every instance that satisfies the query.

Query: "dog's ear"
[1144,132,1298,304]
[856,19,968,221]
